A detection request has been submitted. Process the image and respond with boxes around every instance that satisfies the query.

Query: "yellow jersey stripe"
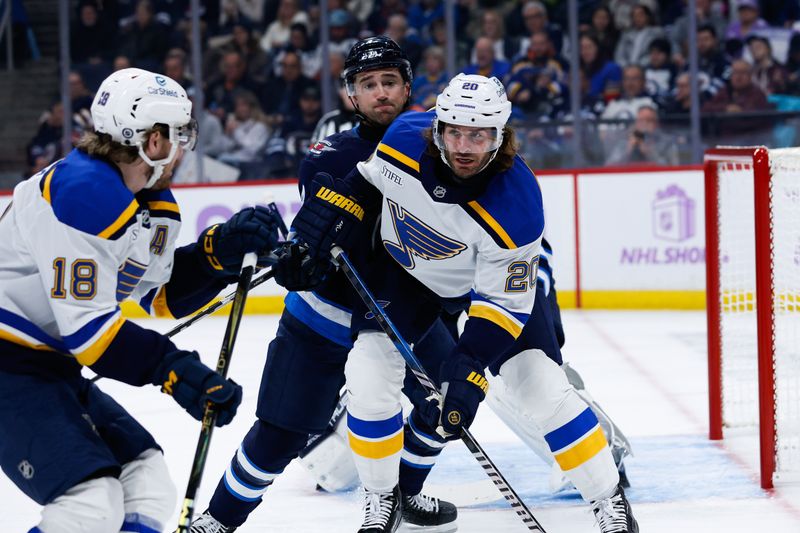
[378,143,420,172]
[152,287,175,319]
[348,431,404,459]
[97,199,140,239]
[148,200,180,213]
[553,426,607,471]
[467,200,517,249]
[75,316,127,366]
[0,328,56,351]
[42,167,56,204]
[468,304,523,338]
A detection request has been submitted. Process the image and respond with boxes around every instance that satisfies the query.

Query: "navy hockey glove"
[292,172,365,261]
[433,354,488,441]
[199,206,281,278]
[153,350,243,427]
[272,241,328,291]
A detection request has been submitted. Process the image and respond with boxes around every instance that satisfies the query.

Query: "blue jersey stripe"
[544,407,600,452]
[0,307,68,352]
[61,309,120,350]
[347,411,404,439]
[283,292,352,348]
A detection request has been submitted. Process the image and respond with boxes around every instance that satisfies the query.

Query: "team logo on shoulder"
[383,199,467,270]
[309,139,336,156]
[433,186,446,198]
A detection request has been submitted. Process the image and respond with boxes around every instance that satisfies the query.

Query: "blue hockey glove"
[433,354,488,441]
[153,350,243,426]
[292,172,365,262]
[272,241,329,291]
[199,206,282,278]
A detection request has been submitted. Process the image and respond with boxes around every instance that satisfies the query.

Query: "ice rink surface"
[4,310,800,532]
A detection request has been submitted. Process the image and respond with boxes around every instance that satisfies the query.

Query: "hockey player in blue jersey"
[190,37,457,533]
[0,68,281,533]
[291,73,639,532]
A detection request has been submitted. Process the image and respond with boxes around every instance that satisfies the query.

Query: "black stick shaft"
[175,253,258,532]
[331,247,547,532]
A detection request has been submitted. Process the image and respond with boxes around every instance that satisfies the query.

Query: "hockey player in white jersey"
[0,69,281,533]
[291,74,638,532]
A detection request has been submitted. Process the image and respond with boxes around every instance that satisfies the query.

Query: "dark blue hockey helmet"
[342,36,413,96]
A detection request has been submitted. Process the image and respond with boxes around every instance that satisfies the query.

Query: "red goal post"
[704,146,800,490]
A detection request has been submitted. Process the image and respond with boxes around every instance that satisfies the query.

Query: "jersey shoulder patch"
[376,111,433,174]
[465,156,544,249]
[136,187,180,222]
[42,150,139,240]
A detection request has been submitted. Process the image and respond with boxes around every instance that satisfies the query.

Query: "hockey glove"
[292,172,365,262]
[272,241,328,291]
[198,206,282,278]
[434,354,488,441]
[153,350,243,427]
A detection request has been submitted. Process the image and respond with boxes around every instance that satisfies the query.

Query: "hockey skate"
[590,486,638,533]
[401,493,457,532]
[358,485,402,533]
[189,511,237,533]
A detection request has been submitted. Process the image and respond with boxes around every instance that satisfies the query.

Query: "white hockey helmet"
[90,68,197,188]
[433,74,512,172]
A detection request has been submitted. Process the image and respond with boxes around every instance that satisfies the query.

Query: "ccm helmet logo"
[155,75,167,86]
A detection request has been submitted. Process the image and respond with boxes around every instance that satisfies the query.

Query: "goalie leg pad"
[344,331,406,492]
[118,448,175,532]
[498,349,619,501]
[38,476,125,533]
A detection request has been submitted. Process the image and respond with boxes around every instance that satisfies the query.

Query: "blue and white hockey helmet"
[90,68,197,187]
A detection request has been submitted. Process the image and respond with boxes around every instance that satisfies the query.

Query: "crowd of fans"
[25,0,800,178]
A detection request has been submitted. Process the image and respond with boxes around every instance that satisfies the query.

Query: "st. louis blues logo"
[383,199,466,269]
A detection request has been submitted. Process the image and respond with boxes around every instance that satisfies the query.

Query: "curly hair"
[76,124,169,164]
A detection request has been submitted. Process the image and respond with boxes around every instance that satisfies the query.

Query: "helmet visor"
[434,123,502,154]
[175,119,198,151]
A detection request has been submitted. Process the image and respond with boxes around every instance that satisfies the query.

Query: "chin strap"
[137,128,180,189]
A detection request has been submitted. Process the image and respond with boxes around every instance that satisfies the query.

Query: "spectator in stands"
[726,0,769,42]
[281,84,323,171]
[659,71,694,114]
[282,22,320,79]
[326,9,359,57]
[515,1,564,57]
[412,46,449,111]
[227,20,271,84]
[71,1,116,66]
[703,59,773,137]
[587,5,620,61]
[668,0,726,68]
[428,17,470,67]
[507,64,568,121]
[601,64,655,121]
[696,23,731,101]
[260,0,309,52]
[614,3,664,67]
[206,50,264,120]
[470,9,516,63]
[384,13,423,70]
[318,50,347,104]
[513,31,567,83]
[163,49,193,91]
[408,0,445,36]
[69,71,94,113]
[263,50,314,128]
[113,55,132,71]
[464,37,511,80]
[218,0,266,31]
[747,34,788,95]
[785,33,800,94]
[217,90,270,166]
[367,0,408,36]
[579,33,622,104]
[606,104,678,165]
[26,101,64,175]
[607,0,659,31]
[644,38,676,97]
[118,0,170,70]
[186,87,228,158]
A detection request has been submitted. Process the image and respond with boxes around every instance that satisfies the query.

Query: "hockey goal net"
[705,146,800,489]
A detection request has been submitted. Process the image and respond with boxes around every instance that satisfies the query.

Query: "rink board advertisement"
[0,166,707,310]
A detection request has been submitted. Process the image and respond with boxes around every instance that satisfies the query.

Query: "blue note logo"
[383,199,466,269]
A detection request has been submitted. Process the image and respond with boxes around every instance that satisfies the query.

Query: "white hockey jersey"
[0,149,181,368]
[353,111,544,357]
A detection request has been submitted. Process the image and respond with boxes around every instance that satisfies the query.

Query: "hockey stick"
[89,268,274,384]
[331,247,547,532]
[175,252,258,533]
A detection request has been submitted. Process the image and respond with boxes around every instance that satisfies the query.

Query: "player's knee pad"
[38,476,125,533]
[118,448,176,531]
[345,331,406,419]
